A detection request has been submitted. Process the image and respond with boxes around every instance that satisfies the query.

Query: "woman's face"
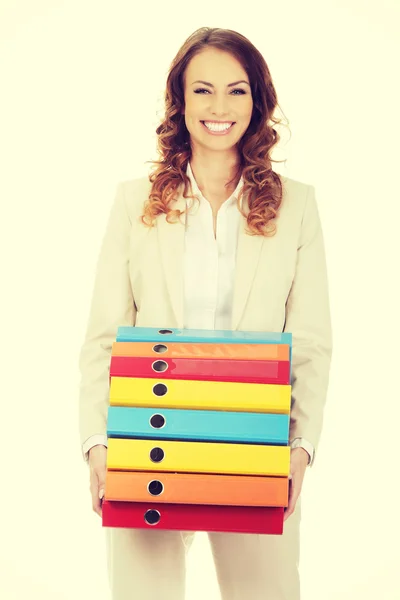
[182,47,253,153]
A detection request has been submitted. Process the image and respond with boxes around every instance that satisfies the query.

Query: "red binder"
[109,356,290,385]
[102,500,284,534]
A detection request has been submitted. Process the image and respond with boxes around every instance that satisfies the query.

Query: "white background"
[0,1,399,599]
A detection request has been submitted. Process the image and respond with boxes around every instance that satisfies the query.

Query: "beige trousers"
[104,498,301,600]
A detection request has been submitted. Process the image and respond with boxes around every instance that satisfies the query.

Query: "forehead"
[184,48,247,83]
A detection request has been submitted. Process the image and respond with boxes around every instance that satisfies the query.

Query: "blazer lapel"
[156,183,265,331]
[231,207,265,330]
[156,186,186,328]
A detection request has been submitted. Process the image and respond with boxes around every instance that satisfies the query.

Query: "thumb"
[97,470,106,501]
[90,472,106,518]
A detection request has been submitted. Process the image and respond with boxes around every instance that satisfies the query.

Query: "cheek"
[240,99,253,121]
[184,96,200,114]
[182,99,198,128]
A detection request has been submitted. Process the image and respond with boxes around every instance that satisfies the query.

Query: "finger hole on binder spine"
[144,509,161,525]
[150,414,166,429]
[150,447,164,463]
[158,329,173,335]
[152,360,168,373]
[153,383,168,396]
[147,480,164,496]
[152,344,168,354]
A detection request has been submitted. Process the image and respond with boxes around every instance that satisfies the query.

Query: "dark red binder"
[109,356,290,385]
[102,500,284,535]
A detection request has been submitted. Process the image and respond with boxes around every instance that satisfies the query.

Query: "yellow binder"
[107,438,290,476]
[109,376,291,414]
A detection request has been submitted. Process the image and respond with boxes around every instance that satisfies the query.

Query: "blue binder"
[116,326,292,347]
[107,406,289,445]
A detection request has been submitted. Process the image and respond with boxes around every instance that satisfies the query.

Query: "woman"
[78,27,332,600]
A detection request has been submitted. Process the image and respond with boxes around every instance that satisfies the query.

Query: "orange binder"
[105,470,289,507]
[111,341,290,361]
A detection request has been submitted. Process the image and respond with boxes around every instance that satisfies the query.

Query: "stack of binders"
[101,327,292,535]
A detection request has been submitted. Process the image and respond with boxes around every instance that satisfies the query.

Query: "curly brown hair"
[142,27,289,236]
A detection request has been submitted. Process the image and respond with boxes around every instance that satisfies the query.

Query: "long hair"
[142,27,289,236]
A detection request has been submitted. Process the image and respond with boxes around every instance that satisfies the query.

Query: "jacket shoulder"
[278,171,311,197]
[276,172,315,219]
[118,176,152,222]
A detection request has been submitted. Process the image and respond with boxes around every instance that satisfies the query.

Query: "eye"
[193,88,247,95]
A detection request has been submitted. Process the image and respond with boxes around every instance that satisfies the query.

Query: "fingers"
[284,498,295,521]
[284,477,303,521]
[284,478,294,521]
[284,449,308,521]
[89,471,105,517]
[284,477,299,521]
[88,446,107,518]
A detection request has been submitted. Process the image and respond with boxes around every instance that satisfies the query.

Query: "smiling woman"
[79,25,332,600]
[142,27,286,233]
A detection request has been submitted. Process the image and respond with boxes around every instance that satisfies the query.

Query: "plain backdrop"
[0,1,399,599]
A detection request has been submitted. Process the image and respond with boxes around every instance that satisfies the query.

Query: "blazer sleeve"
[78,182,136,451]
[284,184,333,455]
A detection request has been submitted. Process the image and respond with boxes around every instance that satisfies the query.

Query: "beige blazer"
[78,173,332,457]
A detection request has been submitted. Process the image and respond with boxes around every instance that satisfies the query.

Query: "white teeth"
[203,121,233,132]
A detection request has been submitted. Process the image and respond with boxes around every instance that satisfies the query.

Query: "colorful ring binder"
[109,376,291,414]
[102,500,285,535]
[105,471,289,507]
[116,326,292,347]
[106,438,290,476]
[107,406,289,444]
[109,356,290,385]
[111,341,290,361]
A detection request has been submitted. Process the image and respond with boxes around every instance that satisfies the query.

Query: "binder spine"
[106,406,289,445]
[111,341,290,361]
[104,470,289,507]
[106,438,290,476]
[102,500,285,535]
[109,376,291,414]
[109,356,290,385]
[116,326,292,346]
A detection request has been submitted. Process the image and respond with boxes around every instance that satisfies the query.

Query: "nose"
[209,93,230,117]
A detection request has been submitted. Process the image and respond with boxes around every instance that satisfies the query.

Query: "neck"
[189,146,241,203]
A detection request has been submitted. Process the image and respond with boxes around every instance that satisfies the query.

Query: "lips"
[201,121,235,126]
[200,121,236,135]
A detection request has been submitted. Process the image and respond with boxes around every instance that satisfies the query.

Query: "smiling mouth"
[200,121,236,132]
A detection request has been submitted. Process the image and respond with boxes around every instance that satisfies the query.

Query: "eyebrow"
[191,80,250,87]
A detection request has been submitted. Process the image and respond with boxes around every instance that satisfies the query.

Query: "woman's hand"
[284,447,309,521]
[88,444,107,517]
